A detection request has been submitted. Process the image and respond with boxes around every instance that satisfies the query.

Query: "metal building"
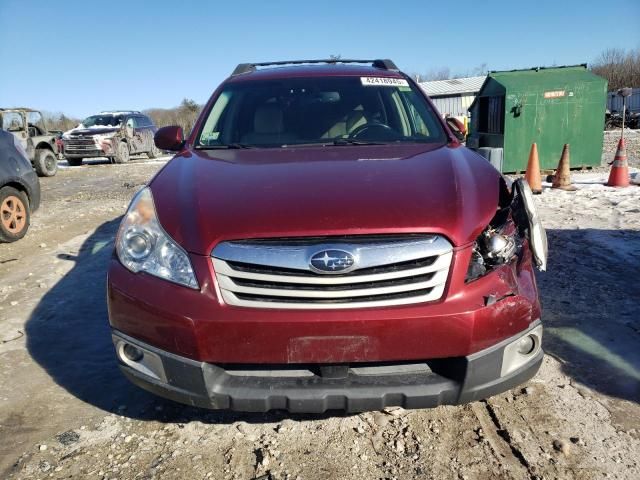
[467,64,607,173]
[607,88,640,113]
[419,76,486,117]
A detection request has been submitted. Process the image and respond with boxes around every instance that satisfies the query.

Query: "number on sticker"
[361,77,409,87]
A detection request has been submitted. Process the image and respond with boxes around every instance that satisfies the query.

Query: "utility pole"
[618,87,632,141]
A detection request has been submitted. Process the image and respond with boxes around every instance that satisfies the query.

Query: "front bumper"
[112,321,543,413]
[64,150,108,159]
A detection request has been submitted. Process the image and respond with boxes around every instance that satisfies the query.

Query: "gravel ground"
[602,129,640,167]
[1,154,639,480]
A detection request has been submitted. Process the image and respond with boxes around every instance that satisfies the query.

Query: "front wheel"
[114,141,130,163]
[34,149,58,177]
[147,143,161,159]
[0,186,30,242]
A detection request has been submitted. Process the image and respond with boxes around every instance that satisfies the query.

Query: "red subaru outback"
[107,59,547,413]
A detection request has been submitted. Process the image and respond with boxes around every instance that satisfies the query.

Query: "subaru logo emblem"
[309,249,356,273]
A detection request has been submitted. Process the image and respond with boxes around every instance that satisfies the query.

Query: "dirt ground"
[1,153,639,480]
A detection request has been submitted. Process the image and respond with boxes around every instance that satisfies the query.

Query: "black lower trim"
[113,323,543,413]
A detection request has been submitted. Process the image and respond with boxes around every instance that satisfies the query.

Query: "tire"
[34,149,58,177]
[66,157,83,166]
[0,186,30,243]
[147,143,161,159]
[115,141,130,163]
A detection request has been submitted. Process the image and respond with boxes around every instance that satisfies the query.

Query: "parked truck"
[0,108,59,177]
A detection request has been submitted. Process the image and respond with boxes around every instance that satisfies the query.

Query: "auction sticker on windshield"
[361,77,409,87]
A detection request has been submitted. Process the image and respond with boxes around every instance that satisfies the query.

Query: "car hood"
[64,126,120,136]
[150,144,501,255]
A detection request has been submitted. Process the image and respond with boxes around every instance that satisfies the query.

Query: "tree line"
[410,47,640,91]
[590,47,640,91]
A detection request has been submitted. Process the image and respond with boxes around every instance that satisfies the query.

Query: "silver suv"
[62,111,161,166]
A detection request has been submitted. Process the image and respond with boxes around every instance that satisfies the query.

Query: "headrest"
[254,104,284,134]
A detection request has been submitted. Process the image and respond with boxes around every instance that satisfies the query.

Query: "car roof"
[226,59,405,83]
[98,111,142,115]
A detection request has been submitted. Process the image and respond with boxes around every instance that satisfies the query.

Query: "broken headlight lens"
[513,179,548,271]
[466,224,520,283]
[116,187,198,289]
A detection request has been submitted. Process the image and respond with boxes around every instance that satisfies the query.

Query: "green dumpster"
[467,64,607,172]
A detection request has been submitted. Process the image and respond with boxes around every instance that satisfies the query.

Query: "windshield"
[80,114,123,128]
[197,76,447,148]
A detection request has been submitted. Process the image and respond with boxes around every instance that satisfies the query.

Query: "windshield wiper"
[196,143,254,149]
[333,138,392,146]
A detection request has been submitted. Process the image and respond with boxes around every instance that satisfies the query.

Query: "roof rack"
[99,110,141,115]
[231,59,399,76]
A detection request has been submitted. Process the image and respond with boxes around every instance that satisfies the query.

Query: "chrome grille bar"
[212,235,453,309]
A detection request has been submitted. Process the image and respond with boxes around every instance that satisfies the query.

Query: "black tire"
[147,143,161,159]
[66,157,83,166]
[34,149,58,177]
[0,186,30,243]
[115,141,130,163]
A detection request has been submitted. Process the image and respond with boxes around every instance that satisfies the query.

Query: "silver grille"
[212,235,453,309]
[63,137,100,153]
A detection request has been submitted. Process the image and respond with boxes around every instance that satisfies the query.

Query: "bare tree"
[411,63,489,83]
[591,47,640,90]
[42,111,81,131]
[410,67,451,83]
[145,98,203,135]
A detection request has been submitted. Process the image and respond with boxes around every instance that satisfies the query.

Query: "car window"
[27,111,46,131]
[141,116,153,127]
[81,115,123,128]
[197,76,446,148]
[126,117,137,128]
[2,112,24,132]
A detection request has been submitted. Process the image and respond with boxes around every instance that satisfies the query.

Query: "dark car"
[62,111,160,166]
[108,59,547,413]
[0,129,41,242]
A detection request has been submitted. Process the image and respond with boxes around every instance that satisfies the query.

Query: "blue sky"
[1,0,638,119]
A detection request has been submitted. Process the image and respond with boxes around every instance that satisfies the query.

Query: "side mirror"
[154,126,185,151]
[445,117,466,141]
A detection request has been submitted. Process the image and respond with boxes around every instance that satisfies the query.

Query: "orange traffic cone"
[525,143,542,194]
[606,138,630,187]
[552,144,577,191]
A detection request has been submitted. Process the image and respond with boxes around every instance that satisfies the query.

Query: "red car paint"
[108,64,540,366]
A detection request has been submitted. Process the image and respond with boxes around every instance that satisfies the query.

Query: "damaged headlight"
[512,179,548,271]
[116,187,199,289]
[94,132,118,141]
[466,178,548,282]
[466,224,521,282]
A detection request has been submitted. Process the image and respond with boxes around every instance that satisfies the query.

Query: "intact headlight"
[116,187,198,289]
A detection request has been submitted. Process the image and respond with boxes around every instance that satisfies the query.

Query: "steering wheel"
[349,122,396,140]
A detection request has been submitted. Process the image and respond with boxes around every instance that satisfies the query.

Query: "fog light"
[516,335,536,355]
[122,343,143,362]
[500,325,542,377]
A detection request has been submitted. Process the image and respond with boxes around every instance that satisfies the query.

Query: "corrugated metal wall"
[430,94,476,117]
[607,88,640,112]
